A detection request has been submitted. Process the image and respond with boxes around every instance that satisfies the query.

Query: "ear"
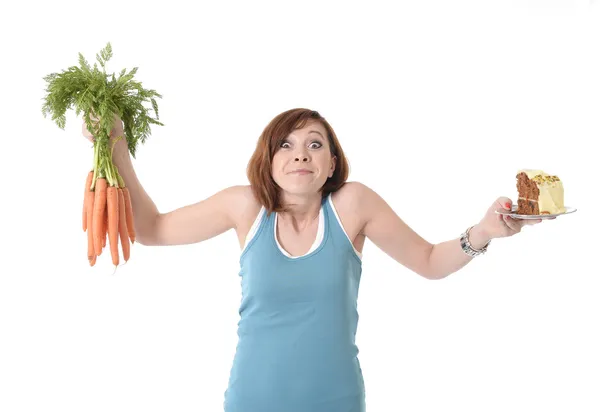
[329,156,337,178]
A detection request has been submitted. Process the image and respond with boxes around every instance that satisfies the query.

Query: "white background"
[1,1,599,411]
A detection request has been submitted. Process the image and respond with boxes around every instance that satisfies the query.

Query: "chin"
[287,183,328,197]
[284,186,314,195]
[277,181,313,193]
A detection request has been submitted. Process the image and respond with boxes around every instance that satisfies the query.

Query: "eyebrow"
[286,130,325,140]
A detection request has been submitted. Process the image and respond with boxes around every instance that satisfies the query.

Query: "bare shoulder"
[229,184,262,228]
[334,180,405,236]
[330,181,369,235]
[228,185,264,248]
[331,180,366,202]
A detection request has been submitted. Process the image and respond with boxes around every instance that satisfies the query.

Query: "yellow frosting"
[518,169,566,214]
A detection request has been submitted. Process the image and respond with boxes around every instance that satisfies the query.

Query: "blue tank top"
[223,192,365,412]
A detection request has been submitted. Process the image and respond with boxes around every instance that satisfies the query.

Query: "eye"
[279,140,323,149]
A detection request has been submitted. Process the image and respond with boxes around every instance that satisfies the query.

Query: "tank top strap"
[324,192,363,263]
[239,205,271,263]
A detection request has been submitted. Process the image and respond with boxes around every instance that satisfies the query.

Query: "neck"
[278,191,323,230]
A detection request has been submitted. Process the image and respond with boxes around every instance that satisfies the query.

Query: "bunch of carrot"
[41,42,164,271]
[83,167,135,267]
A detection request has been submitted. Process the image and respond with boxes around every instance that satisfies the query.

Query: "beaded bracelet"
[460,225,491,257]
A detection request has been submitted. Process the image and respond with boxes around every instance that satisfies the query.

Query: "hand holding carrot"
[82,112,125,147]
[42,42,163,271]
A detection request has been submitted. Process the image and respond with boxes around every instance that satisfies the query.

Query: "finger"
[495,197,513,211]
[502,214,521,232]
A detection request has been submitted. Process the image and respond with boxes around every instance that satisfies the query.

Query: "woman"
[83,108,543,412]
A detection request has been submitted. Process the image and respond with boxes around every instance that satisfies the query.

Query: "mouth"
[290,170,313,175]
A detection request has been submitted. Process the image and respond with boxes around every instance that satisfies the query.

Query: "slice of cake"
[516,169,566,215]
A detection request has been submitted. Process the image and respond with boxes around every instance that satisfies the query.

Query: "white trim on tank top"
[274,205,324,258]
[241,194,363,260]
[326,195,363,260]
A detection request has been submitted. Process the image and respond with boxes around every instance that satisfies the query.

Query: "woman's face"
[271,120,336,196]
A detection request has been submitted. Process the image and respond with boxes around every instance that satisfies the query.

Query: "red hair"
[246,108,350,215]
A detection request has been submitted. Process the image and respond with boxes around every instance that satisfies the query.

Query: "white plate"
[495,205,577,220]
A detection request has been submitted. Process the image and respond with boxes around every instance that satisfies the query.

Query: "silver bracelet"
[460,225,491,257]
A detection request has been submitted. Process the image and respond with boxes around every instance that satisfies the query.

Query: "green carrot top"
[41,42,164,160]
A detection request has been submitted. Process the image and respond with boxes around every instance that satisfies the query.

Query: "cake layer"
[516,169,566,215]
[517,198,539,215]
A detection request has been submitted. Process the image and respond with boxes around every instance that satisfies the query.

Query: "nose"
[294,145,310,162]
[295,155,309,162]
[294,147,310,162]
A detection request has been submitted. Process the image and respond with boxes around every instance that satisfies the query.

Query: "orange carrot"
[122,187,135,244]
[86,188,96,262]
[83,170,93,232]
[103,206,108,249]
[89,254,97,267]
[92,178,108,256]
[107,185,120,267]
[118,188,130,262]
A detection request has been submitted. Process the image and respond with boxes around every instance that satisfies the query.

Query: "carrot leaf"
[41,42,164,161]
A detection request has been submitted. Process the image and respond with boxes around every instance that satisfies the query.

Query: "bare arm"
[358,182,539,280]
[422,225,490,280]
[111,138,241,247]
[150,185,242,246]
[356,182,435,279]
